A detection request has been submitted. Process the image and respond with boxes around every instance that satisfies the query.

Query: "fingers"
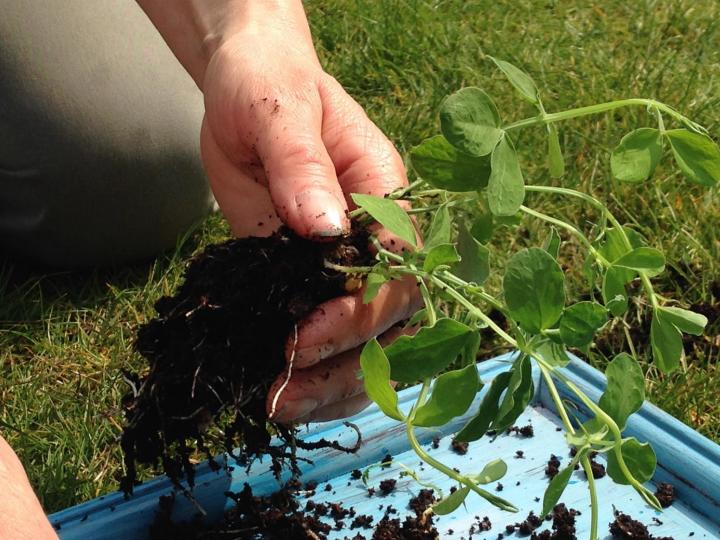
[251,88,350,239]
[294,393,371,424]
[288,275,423,368]
[200,118,282,237]
[268,325,411,424]
[318,76,409,201]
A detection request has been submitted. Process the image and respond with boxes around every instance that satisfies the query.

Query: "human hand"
[195,4,421,422]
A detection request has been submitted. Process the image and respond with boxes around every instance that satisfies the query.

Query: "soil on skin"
[121,226,373,493]
[609,510,674,540]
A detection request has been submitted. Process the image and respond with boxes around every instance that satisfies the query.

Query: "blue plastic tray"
[50,354,720,539]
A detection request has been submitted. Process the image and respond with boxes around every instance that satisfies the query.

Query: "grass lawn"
[1,0,718,514]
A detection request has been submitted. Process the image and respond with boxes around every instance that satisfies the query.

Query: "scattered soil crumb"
[530,503,579,540]
[379,479,397,495]
[451,439,469,455]
[655,482,675,508]
[545,455,561,478]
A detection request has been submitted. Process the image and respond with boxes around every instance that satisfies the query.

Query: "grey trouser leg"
[0,1,216,267]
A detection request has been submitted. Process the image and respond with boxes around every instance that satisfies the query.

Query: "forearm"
[136,0,316,89]
[0,436,58,540]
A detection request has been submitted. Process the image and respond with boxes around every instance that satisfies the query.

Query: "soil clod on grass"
[120,227,373,494]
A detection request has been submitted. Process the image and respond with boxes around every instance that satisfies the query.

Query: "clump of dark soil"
[654,482,675,508]
[451,439,469,455]
[505,511,542,535]
[121,227,373,493]
[609,510,674,540]
[379,479,397,495]
[508,424,535,437]
[373,489,439,540]
[545,455,561,478]
[530,503,579,540]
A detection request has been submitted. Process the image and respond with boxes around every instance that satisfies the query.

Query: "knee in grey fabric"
[0,0,215,267]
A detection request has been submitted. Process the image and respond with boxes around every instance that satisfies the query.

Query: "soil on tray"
[609,510,674,540]
[530,503,580,540]
[654,482,675,508]
[120,226,374,493]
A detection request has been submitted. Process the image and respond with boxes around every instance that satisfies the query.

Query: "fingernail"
[275,398,318,422]
[295,189,348,237]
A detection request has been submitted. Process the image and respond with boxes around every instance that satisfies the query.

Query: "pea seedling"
[331,57,717,539]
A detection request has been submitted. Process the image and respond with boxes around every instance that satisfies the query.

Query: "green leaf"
[471,459,508,484]
[425,205,452,249]
[432,485,471,515]
[363,266,389,304]
[611,128,663,183]
[547,124,565,178]
[559,302,608,348]
[597,227,647,263]
[493,355,534,432]
[599,353,645,431]
[489,57,539,104]
[410,135,492,192]
[488,135,525,216]
[386,319,478,383]
[359,339,404,421]
[455,371,512,442]
[440,87,503,157]
[407,308,428,327]
[542,462,575,517]
[650,309,683,373]
[602,266,629,317]
[503,248,566,333]
[613,247,665,275]
[470,212,495,244]
[351,194,416,247]
[607,438,656,485]
[414,364,480,427]
[657,306,707,336]
[535,339,571,368]
[454,223,490,285]
[666,129,720,186]
[543,227,561,259]
[423,243,461,273]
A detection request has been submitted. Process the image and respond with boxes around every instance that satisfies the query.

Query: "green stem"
[503,98,695,132]
[581,457,600,540]
[524,185,659,308]
[405,420,518,512]
[519,206,610,267]
[323,261,376,274]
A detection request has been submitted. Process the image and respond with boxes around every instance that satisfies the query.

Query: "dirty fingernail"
[295,189,348,237]
[275,398,318,422]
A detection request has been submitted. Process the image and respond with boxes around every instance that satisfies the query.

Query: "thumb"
[254,94,349,239]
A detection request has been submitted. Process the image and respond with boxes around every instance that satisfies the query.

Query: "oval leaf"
[543,227,561,259]
[602,266,629,317]
[542,462,575,517]
[411,135,492,192]
[650,309,683,373]
[455,371,512,442]
[488,135,525,216]
[657,306,707,336]
[471,459,508,484]
[535,339,571,368]
[423,243,461,273]
[386,319,477,383]
[454,223,490,285]
[360,339,404,421]
[425,205,452,249]
[440,88,503,157]
[470,212,495,244]
[489,57,539,104]
[492,355,534,432]
[351,193,416,248]
[433,485,471,515]
[547,124,565,178]
[414,364,480,427]
[607,438,657,485]
[598,353,645,431]
[613,247,665,275]
[503,248,566,333]
[666,129,720,186]
[559,302,608,348]
[611,128,663,183]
